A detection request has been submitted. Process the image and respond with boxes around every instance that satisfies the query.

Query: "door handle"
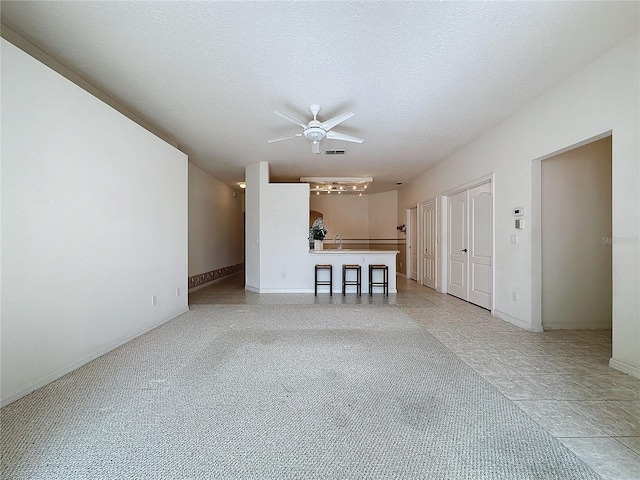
[461,248,467,253]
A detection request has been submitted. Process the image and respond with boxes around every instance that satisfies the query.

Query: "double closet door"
[447,183,492,309]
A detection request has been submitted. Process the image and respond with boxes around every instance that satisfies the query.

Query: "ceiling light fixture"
[301,176,373,196]
[305,128,326,143]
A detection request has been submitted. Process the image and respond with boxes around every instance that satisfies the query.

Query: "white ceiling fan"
[267,104,363,154]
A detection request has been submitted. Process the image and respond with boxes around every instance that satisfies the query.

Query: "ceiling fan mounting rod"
[309,104,321,120]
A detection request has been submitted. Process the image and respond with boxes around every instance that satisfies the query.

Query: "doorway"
[540,136,612,329]
[446,181,493,309]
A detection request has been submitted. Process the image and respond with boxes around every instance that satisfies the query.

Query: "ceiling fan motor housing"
[304,122,326,142]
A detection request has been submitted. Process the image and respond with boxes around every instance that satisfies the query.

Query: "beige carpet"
[1,304,601,479]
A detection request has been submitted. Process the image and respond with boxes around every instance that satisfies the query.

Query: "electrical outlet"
[512,292,518,302]
[152,295,158,306]
[282,272,286,279]
[176,288,181,297]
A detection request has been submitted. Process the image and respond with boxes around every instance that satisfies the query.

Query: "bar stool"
[342,264,362,296]
[314,264,332,296]
[369,264,389,296]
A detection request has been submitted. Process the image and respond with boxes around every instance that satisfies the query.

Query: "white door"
[447,183,492,309]
[468,183,492,309]
[409,206,418,281]
[447,190,467,299]
[421,198,437,289]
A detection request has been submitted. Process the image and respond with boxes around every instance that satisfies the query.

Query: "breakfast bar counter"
[309,250,399,294]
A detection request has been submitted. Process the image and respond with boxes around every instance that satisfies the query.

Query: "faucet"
[333,234,343,251]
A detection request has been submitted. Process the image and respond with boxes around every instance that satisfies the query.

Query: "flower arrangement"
[309,218,329,241]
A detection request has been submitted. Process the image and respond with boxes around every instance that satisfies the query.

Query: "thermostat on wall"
[513,207,524,217]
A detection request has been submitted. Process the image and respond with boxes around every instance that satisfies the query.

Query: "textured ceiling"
[2,1,638,193]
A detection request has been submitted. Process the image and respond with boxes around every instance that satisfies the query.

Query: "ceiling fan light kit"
[268,104,363,154]
[304,127,325,142]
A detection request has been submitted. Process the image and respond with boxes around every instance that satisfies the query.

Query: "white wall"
[1,39,189,406]
[245,162,309,293]
[398,32,639,376]
[261,182,311,290]
[541,137,612,330]
[244,162,264,291]
[188,163,244,278]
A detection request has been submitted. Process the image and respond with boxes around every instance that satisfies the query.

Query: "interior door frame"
[531,130,612,332]
[441,174,495,312]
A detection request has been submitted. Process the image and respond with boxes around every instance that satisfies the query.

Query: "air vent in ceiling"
[325,149,345,155]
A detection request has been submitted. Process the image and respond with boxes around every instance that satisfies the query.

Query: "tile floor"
[190,273,640,480]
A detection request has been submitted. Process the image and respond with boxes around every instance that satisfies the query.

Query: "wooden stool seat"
[342,264,362,296]
[314,264,332,296]
[369,264,389,296]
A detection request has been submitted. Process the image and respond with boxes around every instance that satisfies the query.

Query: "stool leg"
[342,265,346,296]
[385,267,388,296]
[315,267,318,296]
[329,265,333,296]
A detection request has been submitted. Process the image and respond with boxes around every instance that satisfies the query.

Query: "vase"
[314,239,323,251]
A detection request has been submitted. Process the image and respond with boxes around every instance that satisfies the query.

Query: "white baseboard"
[609,358,640,379]
[493,309,540,332]
[1,306,189,408]
[542,321,612,330]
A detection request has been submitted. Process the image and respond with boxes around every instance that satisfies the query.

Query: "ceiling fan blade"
[321,111,354,131]
[267,133,302,143]
[311,141,321,154]
[274,110,307,128]
[325,130,364,143]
